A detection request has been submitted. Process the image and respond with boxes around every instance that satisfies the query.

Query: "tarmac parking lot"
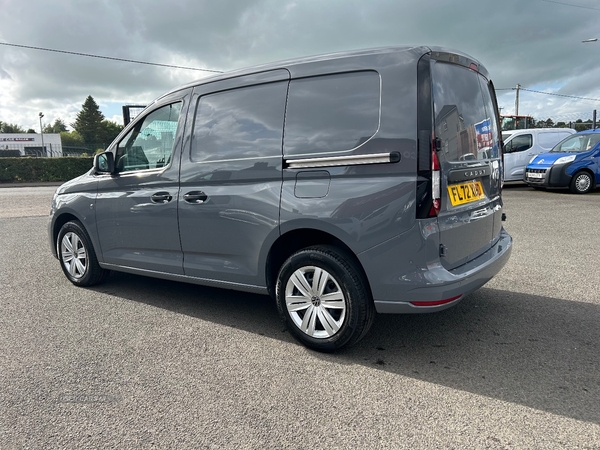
[1,183,599,448]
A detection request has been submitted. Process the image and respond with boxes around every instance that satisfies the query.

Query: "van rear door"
[430,55,503,270]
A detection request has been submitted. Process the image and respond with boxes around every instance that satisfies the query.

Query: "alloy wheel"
[60,232,88,279]
[284,266,347,339]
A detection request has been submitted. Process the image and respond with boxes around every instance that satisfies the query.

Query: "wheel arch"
[51,212,96,258]
[570,167,597,193]
[574,167,597,187]
[265,228,372,300]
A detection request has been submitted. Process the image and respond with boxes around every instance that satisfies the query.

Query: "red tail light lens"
[410,295,462,307]
[429,148,441,217]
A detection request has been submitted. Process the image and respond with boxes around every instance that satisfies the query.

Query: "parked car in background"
[502,128,575,181]
[524,129,600,194]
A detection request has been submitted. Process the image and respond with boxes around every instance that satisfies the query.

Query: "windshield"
[551,133,600,153]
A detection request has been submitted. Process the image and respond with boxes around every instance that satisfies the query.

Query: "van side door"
[178,70,289,289]
[95,89,190,274]
[503,132,533,181]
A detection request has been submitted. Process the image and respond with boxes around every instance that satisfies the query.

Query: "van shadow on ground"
[93,272,600,425]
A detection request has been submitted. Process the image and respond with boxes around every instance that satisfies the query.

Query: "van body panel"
[178,72,288,285]
[280,49,421,254]
[368,228,512,312]
[93,89,191,274]
[429,55,504,270]
[48,172,99,259]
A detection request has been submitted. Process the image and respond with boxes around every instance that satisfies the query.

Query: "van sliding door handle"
[183,191,208,204]
[151,192,173,203]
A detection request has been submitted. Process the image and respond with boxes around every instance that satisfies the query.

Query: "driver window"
[115,102,182,172]
[505,134,532,153]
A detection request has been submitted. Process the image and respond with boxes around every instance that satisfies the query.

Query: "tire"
[275,245,375,352]
[57,221,107,286]
[569,171,593,194]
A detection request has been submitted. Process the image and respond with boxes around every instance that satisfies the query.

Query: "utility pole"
[39,112,45,157]
[515,84,521,116]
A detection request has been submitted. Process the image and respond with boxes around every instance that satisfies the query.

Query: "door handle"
[151,192,173,204]
[183,191,208,204]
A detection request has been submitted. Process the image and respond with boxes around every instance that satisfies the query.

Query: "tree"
[72,96,105,144]
[60,130,85,147]
[98,119,123,146]
[0,121,26,133]
[44,118,68,134]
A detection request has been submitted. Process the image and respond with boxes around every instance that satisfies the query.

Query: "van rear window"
[283,71,380,157]
[432,62,499,162]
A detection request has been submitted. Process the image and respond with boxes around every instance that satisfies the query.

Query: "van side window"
[191,82,288,162]
[283,71,380,157]
[115,102,182,172]
[537,132,567,150]
[504,134,532,153]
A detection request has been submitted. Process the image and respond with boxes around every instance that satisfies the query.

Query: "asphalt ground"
[0,184,599,449]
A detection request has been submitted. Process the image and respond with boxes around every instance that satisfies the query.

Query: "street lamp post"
[39,112,45,157]
[582,39,598,129]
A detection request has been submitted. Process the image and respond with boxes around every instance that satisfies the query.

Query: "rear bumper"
[372,228,512,314]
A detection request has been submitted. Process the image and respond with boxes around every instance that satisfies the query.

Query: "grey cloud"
[2,0,600,129]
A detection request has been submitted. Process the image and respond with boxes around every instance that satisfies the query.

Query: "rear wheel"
[275,245,375,352]
[569,171,593,194]
[57,221,107,286]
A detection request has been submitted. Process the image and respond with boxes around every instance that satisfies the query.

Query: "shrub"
[0,157,94,183]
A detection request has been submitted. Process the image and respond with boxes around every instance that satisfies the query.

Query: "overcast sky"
[2,0,600,131]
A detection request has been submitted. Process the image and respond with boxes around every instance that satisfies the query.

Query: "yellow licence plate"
[447,181,486,206]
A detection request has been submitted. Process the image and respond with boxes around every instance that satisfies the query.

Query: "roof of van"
[504,128,576,133]
[153,45,487,103]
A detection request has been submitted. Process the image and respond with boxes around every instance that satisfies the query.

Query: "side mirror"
[94,151,115,174]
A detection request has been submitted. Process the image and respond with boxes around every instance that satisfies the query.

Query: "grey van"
[49,46,512,351]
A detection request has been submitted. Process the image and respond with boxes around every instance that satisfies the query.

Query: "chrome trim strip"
[285,152,396,169]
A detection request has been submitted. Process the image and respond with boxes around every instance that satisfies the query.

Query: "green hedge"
[0,157,94,183]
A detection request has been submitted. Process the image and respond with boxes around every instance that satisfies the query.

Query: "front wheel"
[569,171,593,194]
[275,245,375,352]
[57,221,107,286]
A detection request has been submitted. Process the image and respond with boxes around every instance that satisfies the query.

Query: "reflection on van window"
[432,62,499,161]
[191,82,288,162]
[116,102,182,172]
[284,71,380,157]
[552,133,600,153]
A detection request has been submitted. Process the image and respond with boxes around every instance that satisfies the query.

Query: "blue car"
[524,129,600,194]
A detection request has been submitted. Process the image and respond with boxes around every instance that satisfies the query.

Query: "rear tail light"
[429,147,441,217]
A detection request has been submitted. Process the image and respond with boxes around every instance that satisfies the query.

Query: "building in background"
[0,133,62,157]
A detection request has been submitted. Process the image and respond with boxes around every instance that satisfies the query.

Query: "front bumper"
[524,163,572,188]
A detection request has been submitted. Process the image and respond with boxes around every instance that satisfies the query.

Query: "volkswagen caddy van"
[49,46,512,351]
